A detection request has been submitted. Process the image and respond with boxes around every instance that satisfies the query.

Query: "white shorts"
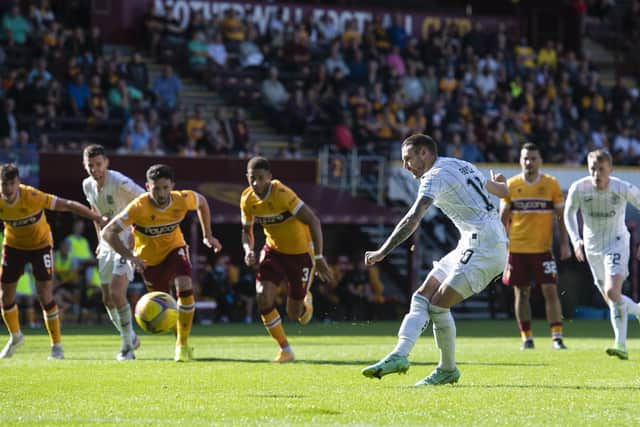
[585,241,629,284]
[97,248,134,284]
[428,240,508,299]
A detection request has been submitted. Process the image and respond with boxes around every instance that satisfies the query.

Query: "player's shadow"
[459,384,640,391]
[192,357,547,367]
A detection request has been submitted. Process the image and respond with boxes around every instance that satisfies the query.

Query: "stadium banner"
[0,148,38,187]
[154,0,519,38]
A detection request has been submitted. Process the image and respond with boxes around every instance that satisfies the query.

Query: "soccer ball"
[134,291,178,334]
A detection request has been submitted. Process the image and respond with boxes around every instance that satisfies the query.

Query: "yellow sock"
[177,294,195,346]
[42,302,61,345]
[550,323,563,340]
[1,304,21,334]
[261,308,289,349]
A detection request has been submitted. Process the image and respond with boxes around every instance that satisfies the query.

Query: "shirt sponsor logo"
[3,210,43,227]
[255,211,292,225]
[134,222,180,236]
[587,210,616,218]
[511,199,553,211]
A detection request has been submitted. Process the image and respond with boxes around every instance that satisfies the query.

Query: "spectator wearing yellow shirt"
[186,104,206,143]
[221,9,245,47]
[515,38,536,69]
[537,40,557,69]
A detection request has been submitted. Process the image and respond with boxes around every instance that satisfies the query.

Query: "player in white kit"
[82,145,145,360]
[564,149,640,360]
[361,134,509,386]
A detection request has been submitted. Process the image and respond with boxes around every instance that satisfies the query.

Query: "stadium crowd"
[1,1,639,326]
[0,2,639,163]
[146,2,640,164]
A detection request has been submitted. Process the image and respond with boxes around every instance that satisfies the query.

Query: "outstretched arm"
[365,196,433,265]
[53,197,107,226]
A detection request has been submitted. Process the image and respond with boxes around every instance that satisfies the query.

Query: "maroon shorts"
[142,246,192,293]
[503,252,557,287]
[1,245,53,283]
[257,245,313,300]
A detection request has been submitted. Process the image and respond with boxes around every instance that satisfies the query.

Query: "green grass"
[1,320,639,426]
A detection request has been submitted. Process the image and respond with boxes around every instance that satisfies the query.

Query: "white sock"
[621,295,640,316]
[117,304,133,350]
[609,301,628,349]
[106,307,121,334]
[430,304,456,371]
[391,294,430,357]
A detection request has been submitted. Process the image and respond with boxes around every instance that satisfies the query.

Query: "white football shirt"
[564,176,640,253]
[83,169,145,250]
[418,157,507,247]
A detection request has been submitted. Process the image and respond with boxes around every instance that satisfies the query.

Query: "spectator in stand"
[325,42,350,77]
[613,127,640,165]
[221,8,245,50]
[286,87,312,137]
[261,66,289,129]
[537,40,557,69]
[68,73,90,116]
[316,13,339,47]
[153,65,181,114]
[86,26,104,57]
[30,0,55,32]
[162,110,186,154]
[342,19,362,50]
[387,13,408,49]
[87,75,108,121]
[108,79,142,121]
[2,5,31,45]
[372,14,391,53]
[238,24,264,68]
[230,107,250,154]
[27,58,52,86]
[188,31,209,76]
[207,32,228,68]
[126,52,149,95]
[186,105,206,145]
[0,99,17,144]
[402,62,424,106]
[64,27,87,59]
[119,113,152,154]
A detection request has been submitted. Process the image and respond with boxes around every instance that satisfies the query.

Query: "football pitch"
[1,320,638,426]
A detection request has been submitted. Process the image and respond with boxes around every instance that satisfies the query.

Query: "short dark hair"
[402,133,438,156]
[0,163,19,181]
[521,142,539,152]
[146,164,174,182]
[587,149,612,165]
[247,156,270,171]
[83,144,106,160]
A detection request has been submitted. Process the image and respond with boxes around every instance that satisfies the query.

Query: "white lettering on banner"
[155,1,514,38]
[155,0,417,35]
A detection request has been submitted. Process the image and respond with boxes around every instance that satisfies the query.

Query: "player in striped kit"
[82,145,145,360]
[564,149,640,360]
[361,134,509,386]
